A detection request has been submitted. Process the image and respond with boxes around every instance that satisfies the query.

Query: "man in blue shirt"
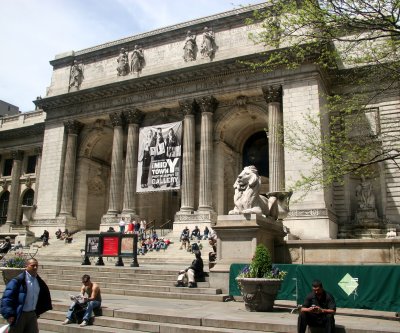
[1,258,52,333]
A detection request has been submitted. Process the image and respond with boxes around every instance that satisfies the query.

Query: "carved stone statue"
[131,45,145,77]
[355,175,376,210]
[117,48,130,76]
[229,165,279,220]
[200,27,216,60]
[69,60,84,90]
[183,30,196,62]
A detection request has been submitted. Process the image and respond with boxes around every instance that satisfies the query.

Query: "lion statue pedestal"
[208,166,289,294]
[209,214,286,293]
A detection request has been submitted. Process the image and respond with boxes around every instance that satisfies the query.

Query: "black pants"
[297,312,335,333]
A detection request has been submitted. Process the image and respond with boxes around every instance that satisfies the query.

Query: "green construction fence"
[229,264,400,312]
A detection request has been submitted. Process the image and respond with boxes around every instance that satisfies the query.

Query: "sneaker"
[80,320,89,327]
[188,282,196,288]
[175,281,184,287]
[62,319,72,325]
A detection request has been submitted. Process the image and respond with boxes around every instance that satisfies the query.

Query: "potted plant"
[236,244,286,312]
[0,252,26,284]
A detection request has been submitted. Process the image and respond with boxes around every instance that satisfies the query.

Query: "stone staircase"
[39,264,224,302]
[32,230,211,266]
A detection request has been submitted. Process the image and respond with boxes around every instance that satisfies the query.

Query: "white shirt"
[23,271,40,312]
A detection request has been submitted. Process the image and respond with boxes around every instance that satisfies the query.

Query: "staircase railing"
[159,219,173,236]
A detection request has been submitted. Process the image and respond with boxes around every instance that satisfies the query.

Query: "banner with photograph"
[136,121,182,192]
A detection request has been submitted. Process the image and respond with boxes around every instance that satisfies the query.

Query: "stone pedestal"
[12,226,36,246]
[173,211,216,236]
[209,214,285,293]
[21,205,35,224]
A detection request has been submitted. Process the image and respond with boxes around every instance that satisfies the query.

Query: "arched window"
[22,189,35,206]
[242,131,269,177]
[0,191,10,225]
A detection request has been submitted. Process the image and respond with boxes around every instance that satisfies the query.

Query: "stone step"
[39,318,146,333]
[43,276,210,288]
[39,264,199,276]
[41,304,278,333]
[47,284,225,301]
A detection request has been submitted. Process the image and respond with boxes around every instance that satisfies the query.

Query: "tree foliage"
[247,0,400,192]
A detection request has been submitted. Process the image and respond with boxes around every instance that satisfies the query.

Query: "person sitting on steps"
[63,274,102,327]
[298,279,336,333]
[175,250,204,288]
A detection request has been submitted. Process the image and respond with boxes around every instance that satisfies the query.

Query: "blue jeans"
[66,300,101,322]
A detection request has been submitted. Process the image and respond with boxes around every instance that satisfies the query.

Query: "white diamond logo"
[338,273,359,296]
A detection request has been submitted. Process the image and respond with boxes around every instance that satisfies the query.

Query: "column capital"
[124,107,143,124]
[34,147,42,156]
[11,150,24,161]
[109,112,124,127]
[64,120,83,134]
[197,96,218,114]
[179,99,196,116]
[262,85,282,104]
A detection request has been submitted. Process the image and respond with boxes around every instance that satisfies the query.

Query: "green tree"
[246,0,400,192]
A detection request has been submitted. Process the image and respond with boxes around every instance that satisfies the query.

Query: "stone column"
[198,96,218,211]
[33,147,42,206]
[107,112,124,215]
[263,85,285,192]
[6,150,23,226]
[179,99,196,212]
[59,120,83,216]
[122,108,143,216]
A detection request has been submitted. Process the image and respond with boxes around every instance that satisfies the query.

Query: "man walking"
[1,258,52,333]
[63,274,101,327]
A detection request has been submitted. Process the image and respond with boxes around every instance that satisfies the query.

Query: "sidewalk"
[49,289,400,333]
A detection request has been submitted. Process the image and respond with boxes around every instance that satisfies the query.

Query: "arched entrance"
[76,121,113,230]
[0,191,10,225]
[214,101,269,214]
[243,131,269,177]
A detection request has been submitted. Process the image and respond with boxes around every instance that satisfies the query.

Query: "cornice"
[0,123,45,141]
[36,54,260,111]
[50,3,269,66]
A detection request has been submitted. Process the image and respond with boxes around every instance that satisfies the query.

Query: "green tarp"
[229,264,400,312]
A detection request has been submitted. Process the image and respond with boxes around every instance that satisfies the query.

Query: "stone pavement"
[43,288,400,333]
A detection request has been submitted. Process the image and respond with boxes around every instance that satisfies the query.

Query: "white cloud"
[0,0,263,111]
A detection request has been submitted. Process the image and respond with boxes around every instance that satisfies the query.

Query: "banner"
[136,121,182,192]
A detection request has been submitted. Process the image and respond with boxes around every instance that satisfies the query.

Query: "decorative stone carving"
[130,45,145,77]
[117,48,130,76]
[109,112,124,127]
[197,96,218,114]
[236,95,249,106]
[69,60,84,91]
[183,30,197,62]
[64,120,83,135]
[124,108,143,124]
[88,167,105,195]
[289,248,300,263]
[0,178,8,190]
[179,99,196,116]
[228,165,279,220]
[355,175,376,210]
[11,150,23,161]
[262,85,282,104]
[200,27,216,60]
[25,176,32,189]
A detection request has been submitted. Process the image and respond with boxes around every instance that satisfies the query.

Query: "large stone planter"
[236,277,282,312]
[0,268,25,284]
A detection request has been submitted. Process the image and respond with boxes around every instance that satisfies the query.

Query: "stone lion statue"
[228,165,279,220]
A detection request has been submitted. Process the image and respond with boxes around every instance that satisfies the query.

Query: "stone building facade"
[0,3,399,241]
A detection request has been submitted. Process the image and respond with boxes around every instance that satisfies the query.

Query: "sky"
[0,0,264,112]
